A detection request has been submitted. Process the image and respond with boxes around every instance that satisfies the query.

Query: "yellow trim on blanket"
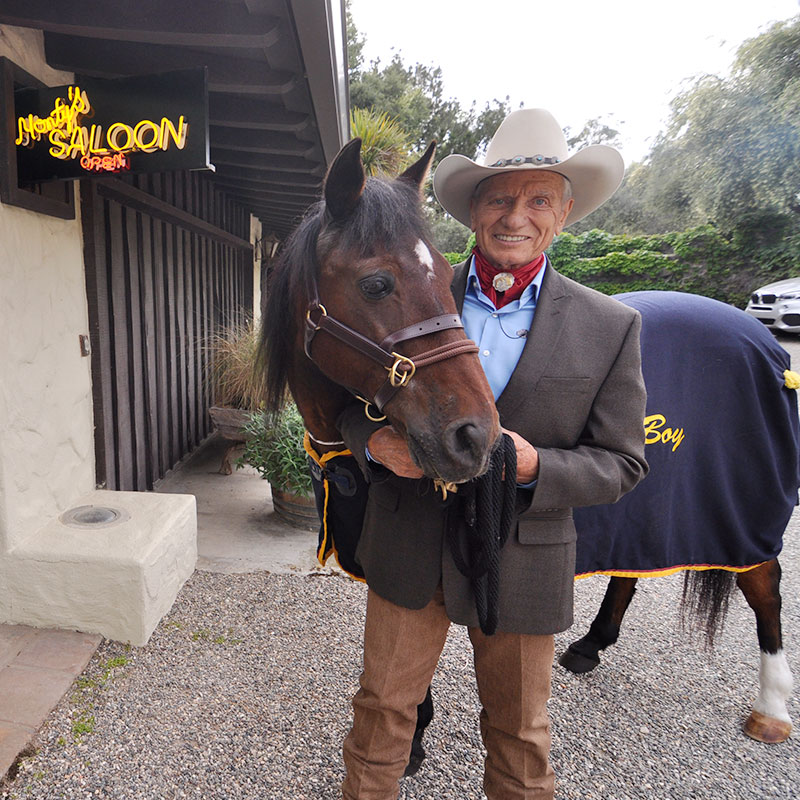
[304,432,366,583]
[574,561,766,580]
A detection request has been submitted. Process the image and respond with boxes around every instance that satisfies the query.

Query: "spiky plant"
[349,107,412,177]
[207,317,267,410]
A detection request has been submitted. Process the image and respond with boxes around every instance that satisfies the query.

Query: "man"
[338,108,648,799]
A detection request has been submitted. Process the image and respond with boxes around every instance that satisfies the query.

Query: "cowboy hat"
[432,108,624,228]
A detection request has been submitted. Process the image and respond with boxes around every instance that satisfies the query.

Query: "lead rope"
[446,433,517,635]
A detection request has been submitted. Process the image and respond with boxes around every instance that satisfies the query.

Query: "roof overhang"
[0,0,349,237]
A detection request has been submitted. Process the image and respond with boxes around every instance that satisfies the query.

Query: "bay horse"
[262,136,499,509]
[560,291,799,744]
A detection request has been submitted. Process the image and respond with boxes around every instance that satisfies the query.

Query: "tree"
[590,15,800,236]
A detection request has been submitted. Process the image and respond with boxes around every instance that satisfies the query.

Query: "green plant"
[349,107,411,176]
[207,317,267,409]
[238,402,313,496]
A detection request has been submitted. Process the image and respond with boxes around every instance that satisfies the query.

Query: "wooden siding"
[82,172,253,491]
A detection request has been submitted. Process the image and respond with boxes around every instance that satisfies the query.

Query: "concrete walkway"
[0,433,322,779]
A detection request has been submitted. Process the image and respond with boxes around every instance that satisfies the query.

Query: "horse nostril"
[447,420,489,461]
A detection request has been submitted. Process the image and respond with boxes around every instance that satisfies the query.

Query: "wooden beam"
[212,164,322,188]
[210,175,319,197]
[210,147,323,174]
[208,95,310,131]
[95,178,252,252]
[0,0,281,47]
[208,126,317,156]
[210,183,315,206]
[43,34,296,94]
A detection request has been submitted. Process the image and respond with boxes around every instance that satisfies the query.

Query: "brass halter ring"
[387,353,416,387]
[305,304,328,329]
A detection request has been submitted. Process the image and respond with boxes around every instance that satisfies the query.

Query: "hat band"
[489,154,561,168]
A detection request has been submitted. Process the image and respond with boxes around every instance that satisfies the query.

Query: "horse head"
[265,139,500,484]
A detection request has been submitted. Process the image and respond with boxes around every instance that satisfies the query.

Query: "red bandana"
[472,247,545,309]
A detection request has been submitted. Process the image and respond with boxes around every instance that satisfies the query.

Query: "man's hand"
[503,428,539,484]
[367,426,424,479]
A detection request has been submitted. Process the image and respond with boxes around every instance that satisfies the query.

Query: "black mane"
[262,174,430,413]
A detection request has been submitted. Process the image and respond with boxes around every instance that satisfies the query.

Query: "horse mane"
[262,174,430,415]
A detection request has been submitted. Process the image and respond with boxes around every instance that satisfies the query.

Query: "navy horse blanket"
[574,291,800,578]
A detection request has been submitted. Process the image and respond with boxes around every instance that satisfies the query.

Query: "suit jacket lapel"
[450,259,573,423]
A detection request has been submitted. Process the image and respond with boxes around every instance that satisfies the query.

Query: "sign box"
[14,67,212,182]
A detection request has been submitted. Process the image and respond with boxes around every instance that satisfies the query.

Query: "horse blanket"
[574,291,800,578]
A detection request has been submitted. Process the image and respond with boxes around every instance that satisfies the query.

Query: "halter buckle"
[387,353,416,387]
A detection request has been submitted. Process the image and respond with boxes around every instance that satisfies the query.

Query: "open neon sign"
[15,85,189,174]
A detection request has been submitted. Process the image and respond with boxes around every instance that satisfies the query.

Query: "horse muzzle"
[408,416,501,485]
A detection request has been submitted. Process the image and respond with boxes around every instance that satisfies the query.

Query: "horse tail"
[680,569,738,647]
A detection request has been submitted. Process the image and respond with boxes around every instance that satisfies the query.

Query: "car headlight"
[779,293,800,300]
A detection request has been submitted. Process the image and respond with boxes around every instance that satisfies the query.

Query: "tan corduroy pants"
[341,587,556,799]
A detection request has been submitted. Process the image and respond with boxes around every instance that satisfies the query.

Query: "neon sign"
[15,86,188,174]
[13,68,211,182]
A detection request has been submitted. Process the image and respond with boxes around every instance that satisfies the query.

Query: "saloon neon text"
[15,86,189,172]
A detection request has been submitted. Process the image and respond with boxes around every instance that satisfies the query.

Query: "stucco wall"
[0,25,95,555]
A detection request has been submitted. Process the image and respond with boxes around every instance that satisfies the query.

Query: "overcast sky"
[348,0,800,164]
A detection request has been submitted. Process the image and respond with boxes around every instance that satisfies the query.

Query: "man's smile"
[494,234,528,242]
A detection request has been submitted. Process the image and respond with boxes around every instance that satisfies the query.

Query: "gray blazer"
[338,262,648,635]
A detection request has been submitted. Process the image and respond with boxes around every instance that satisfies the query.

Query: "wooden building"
[0,1,348,643]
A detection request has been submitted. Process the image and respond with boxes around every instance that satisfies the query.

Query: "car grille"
[757,293,778,304]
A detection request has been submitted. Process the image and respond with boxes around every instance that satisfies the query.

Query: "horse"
[559,290,799,744]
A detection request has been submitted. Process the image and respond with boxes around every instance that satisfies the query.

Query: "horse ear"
[398,141,437,192]
[324,138,366,222]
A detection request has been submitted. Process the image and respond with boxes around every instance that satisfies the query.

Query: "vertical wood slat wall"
[82,172,253,492]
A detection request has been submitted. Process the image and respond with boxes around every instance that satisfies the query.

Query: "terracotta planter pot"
[270,487,319,531]
[209,406,252,441]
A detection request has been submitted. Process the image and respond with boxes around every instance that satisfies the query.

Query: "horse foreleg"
[559,577,638,673]
[737,559,793,743]
[403,686,433,777]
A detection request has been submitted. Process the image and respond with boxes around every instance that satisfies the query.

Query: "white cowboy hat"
[432,108,624,228]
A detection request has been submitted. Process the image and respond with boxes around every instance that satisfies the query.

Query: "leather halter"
[304,300,479,414]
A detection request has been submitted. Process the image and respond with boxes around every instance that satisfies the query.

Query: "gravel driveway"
[2,515,798,799]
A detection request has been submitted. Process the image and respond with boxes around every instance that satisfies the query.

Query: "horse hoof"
[403,744,425,777]
[558,645,600,674]
[743,710,792,743]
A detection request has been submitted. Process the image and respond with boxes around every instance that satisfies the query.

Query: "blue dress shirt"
[461,256,546,400]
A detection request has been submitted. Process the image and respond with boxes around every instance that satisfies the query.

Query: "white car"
[745,277,800,334]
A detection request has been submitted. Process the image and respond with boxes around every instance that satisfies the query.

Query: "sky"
[347,0,800,164]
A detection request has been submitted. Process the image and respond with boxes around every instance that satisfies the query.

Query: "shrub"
[237,403,312,496]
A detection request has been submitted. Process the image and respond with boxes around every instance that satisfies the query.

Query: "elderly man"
[338,108,648,799]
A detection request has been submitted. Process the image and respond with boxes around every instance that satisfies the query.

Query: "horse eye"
[359,273,394,300]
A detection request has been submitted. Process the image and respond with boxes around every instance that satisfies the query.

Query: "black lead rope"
[446,433,517,635]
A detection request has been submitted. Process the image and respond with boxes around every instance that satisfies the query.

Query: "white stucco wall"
[0,25,197,642]
[0,27,94,559]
